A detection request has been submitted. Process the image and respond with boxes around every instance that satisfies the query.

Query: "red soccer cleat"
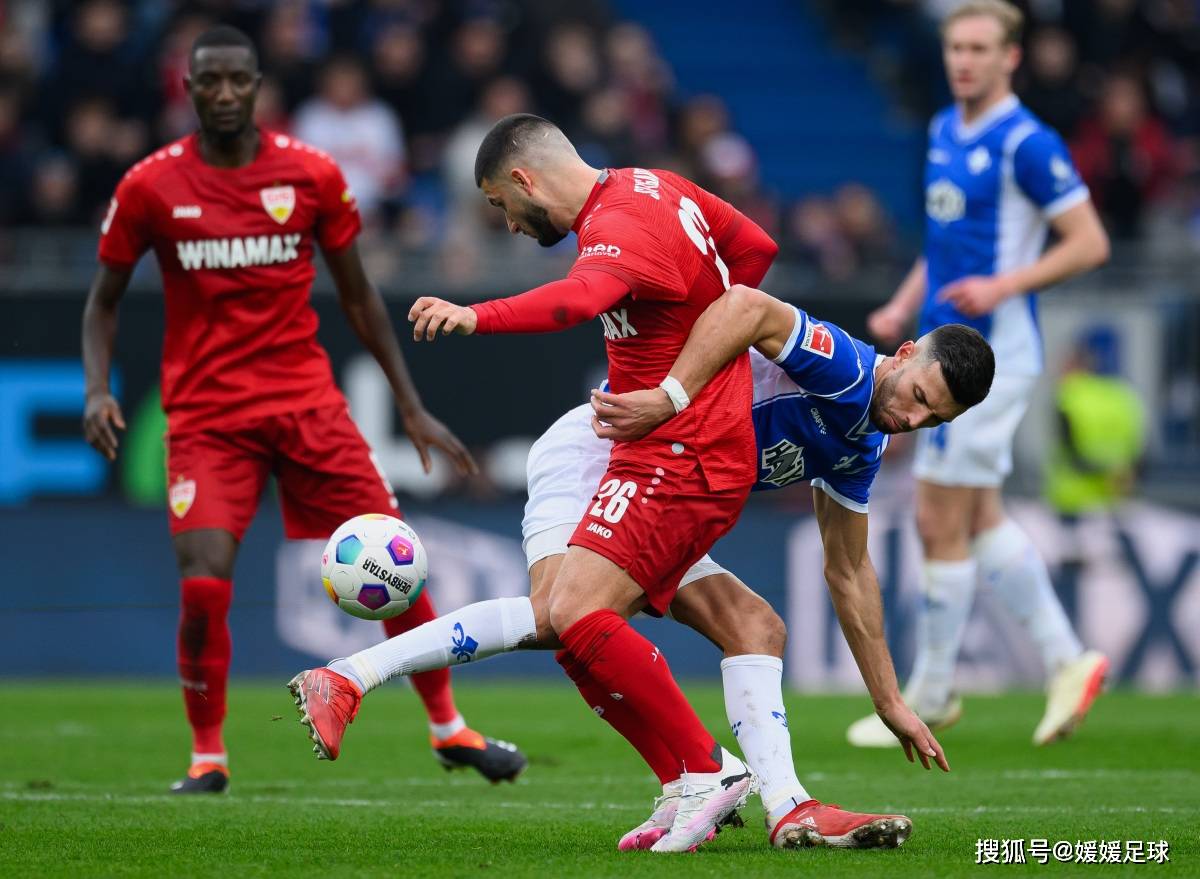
[769,799,912,849]
[287,667,362,760]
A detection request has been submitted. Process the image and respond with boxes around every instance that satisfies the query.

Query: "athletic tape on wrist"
[660,376,690,413]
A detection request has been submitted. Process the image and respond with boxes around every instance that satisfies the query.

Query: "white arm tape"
[659,376,690,414]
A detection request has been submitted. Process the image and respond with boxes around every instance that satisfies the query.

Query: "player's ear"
[895,340,918,362]
[510,167,534,196]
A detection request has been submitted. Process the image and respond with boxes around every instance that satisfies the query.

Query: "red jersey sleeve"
[315,159,362,253]
[471,272,630,334]
[97,172,151,271]
[569,204,687,302]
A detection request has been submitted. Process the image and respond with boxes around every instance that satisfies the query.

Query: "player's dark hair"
[474,113,564,187]
[925,324,995,409]
[190,25,259,71]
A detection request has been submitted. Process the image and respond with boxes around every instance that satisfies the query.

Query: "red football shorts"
[164,404,399,541]
[567,447,751,616]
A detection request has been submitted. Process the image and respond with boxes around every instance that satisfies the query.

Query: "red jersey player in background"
[81,26,526,794]
[294,114,777,853]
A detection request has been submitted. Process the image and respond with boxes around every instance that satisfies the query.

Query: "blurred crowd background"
[1,0,1196,275]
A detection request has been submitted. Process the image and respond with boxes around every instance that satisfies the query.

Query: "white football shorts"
[521,402,729,589]
[913,373,1037,487]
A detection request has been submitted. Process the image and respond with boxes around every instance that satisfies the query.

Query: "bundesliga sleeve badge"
[260,185,296,225]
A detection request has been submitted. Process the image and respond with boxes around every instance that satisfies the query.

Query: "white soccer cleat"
[1033,650,1108,746]
[617,780,682,851]
[649,748,755,853]
[846,697,962,748]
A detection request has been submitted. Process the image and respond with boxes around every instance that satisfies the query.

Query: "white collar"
[954,94,1019,142]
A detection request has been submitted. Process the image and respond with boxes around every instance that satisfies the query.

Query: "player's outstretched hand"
[866,303,908,347]
[401,408,479,477]
[877,701,951,773]
[83,391,125,461]
[936,275,1011,317]
[590,387,675,441]
[408,297,477,341]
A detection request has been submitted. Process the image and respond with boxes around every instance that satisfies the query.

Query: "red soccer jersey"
[97,130,361,433]
[568,168,756,492]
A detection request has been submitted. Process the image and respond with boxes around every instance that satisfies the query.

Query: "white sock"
[973,519,1083,677]
[429,714,466,741]
[328,597,537,695]
[906,558,978,713]
[720,654,810,820]
[191,752,227,767]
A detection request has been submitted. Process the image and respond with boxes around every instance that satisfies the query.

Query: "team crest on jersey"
[800,320,835,359]
[260,185,295,224]
[967,146,991,174]
[760,439,806,487]
[926,179,966,224]
[169,477,196,519]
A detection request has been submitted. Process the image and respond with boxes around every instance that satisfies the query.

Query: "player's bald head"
[474,114,579,188]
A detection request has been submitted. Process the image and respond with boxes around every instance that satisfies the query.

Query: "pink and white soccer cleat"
[287,667,362,760]
[649,748,755,853]
[769,799,912,848]
[618,780,683,851]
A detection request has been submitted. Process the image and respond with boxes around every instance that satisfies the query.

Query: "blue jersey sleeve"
[773,307,866,399]
[812,457,880,514]
[1013,126,1088,219]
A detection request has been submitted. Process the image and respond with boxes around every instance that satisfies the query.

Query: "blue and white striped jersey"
[920,95,1088,375]
[749,306,887,512]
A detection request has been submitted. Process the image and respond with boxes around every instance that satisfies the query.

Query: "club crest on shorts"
[169,477,196,519]
[260,185,295,224]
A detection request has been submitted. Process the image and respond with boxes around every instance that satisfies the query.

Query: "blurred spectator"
[293,56,407,224]
[253,76,291,133]
[605,23,672,156]
[420,16,511,137]
[156,13,214,142]
[535,24,603,136]
[0,88,33,225]
[1020,27,1086,138]
[833,183,899,271]
[63,98,128,222]
[40,0,154,143]
[440,77,534,281]
[260,0,319,112]
[788,197,856,282]
[21,155,84,225]
[1072,74,1176,239]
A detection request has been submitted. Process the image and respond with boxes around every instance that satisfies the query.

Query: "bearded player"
[291,283,990,850]
[81,26,526,794]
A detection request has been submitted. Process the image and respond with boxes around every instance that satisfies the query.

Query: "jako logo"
[176,234,301,270]
[451,622,479,663]
[360,557,412,593]
[580,243,622,259]
[586,521,613,539]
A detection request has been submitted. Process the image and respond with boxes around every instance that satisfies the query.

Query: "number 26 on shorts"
[589,479,638,524]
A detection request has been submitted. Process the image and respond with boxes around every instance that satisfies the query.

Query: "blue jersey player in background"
[858,0,1112,749]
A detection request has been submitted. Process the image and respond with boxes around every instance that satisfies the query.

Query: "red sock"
[177,577,232,756]
[381,589,459,725]
[560,610,720,774]
[557,649,680,784]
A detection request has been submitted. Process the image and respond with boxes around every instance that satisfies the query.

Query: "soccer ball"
[320,514,428,620]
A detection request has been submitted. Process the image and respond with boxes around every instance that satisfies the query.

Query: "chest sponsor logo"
[600,308,637,340]
[175,234,302,270]
[967,145,991,174]
[580,243,622,259]
[169,477,196,519]
[800,320,835,359]
[261,185,296,224]
[172,205,202,219]
[761,439,806,488]
[926,178,966,224]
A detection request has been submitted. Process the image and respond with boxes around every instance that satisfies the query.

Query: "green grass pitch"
[0,682,1196,877]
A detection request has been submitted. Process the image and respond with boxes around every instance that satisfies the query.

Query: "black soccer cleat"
[169,763,229,794]
[432,729,527,783]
